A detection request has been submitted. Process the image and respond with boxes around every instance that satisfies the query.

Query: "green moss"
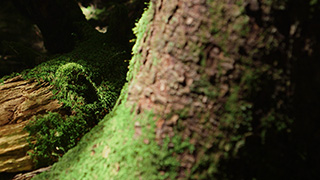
[14,21,129,167]
[53,62,99,105]
[127,2,154,82]
[33,99,186,179]
[26,112,91,167]
[0,72,20,84]
[32,83,188,180]
[191,77,218,99]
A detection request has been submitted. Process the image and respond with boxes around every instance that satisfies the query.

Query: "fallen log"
[0,76,62,172]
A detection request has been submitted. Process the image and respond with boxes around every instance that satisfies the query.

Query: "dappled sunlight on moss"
[14,22,129,167]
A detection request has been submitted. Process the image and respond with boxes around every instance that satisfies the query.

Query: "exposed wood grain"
[12,166,52,180]
[0,76,62,172]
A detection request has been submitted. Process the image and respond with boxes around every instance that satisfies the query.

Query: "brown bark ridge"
[0,76,62,172]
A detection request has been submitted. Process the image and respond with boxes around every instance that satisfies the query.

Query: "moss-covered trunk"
[33,0,320,179]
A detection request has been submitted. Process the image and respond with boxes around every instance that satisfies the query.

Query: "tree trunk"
[0,76,62,172]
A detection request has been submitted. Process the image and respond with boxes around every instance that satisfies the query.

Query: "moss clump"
[54,62,98,105]
[25,61,105,166]
[19,24,129,167]
[25,112,92,167]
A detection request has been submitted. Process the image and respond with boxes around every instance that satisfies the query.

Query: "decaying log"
[12,166,52,180]
[0,76,62,172]
[0,121,32,173]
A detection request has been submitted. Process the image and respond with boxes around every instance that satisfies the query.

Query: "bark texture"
[0,76,62,172]
[116,0,320,178]
[127,0,216,177]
